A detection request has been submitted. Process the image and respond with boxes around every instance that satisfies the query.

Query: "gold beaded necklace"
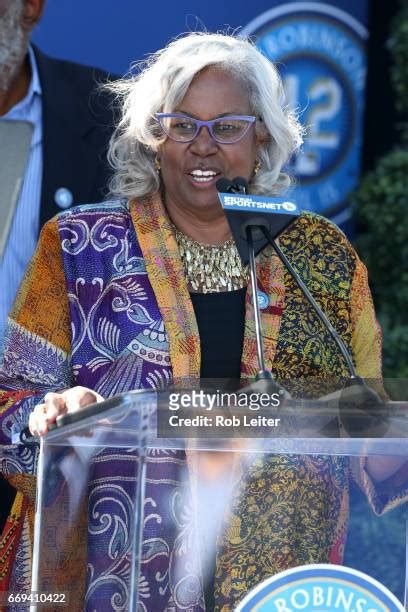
[172,225,249,293]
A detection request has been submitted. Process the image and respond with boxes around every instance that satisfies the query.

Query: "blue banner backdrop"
[32,0,368,224]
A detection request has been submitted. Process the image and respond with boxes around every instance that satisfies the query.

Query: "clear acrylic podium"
[31,387,408,611]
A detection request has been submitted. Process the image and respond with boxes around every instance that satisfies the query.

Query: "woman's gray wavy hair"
[107,32,303,199]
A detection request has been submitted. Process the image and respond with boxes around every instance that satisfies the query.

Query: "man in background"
[0,0,117,592]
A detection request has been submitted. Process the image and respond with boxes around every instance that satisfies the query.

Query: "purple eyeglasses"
[155,113,256,144]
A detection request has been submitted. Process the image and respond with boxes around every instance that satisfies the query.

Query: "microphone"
[216,176,355,378]
[215,176,247,194]
[230,176,248,193]
[216,178,299,265]
[215,177,233,193]
[216,177,384,431]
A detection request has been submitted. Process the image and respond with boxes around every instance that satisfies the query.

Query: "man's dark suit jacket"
[34,45,117,228]
[1,47,118,532]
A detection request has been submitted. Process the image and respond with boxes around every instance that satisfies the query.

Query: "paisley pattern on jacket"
[0,193,400,612]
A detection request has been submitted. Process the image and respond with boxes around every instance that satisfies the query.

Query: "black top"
[190,288,246,380]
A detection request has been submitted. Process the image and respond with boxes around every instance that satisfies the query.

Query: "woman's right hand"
[29,386,104,436]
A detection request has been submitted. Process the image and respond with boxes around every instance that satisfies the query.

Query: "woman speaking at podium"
[0,32,405,611]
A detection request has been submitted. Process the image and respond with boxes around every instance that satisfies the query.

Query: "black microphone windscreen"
[216,177,233,193]
[231,176,248,192]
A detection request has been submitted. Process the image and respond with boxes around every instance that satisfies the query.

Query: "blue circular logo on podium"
[235,564,405,611]
[242,3,367,219]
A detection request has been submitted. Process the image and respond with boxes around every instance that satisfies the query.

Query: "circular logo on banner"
[241,3,368,219]
[235,564,405,612]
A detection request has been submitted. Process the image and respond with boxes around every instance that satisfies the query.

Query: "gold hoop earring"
[253,159,261,175]
[154,156,161,173]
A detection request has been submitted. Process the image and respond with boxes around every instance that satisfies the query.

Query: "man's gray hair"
[107,32,303,199]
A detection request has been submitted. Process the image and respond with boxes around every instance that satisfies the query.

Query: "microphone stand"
[245,224,287,395]
[245,224,271,379]
[225,180,287,397]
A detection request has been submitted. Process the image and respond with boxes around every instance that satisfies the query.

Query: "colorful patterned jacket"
[0,194,402,611]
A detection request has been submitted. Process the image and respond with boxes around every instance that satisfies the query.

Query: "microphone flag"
[217,190,300,265]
